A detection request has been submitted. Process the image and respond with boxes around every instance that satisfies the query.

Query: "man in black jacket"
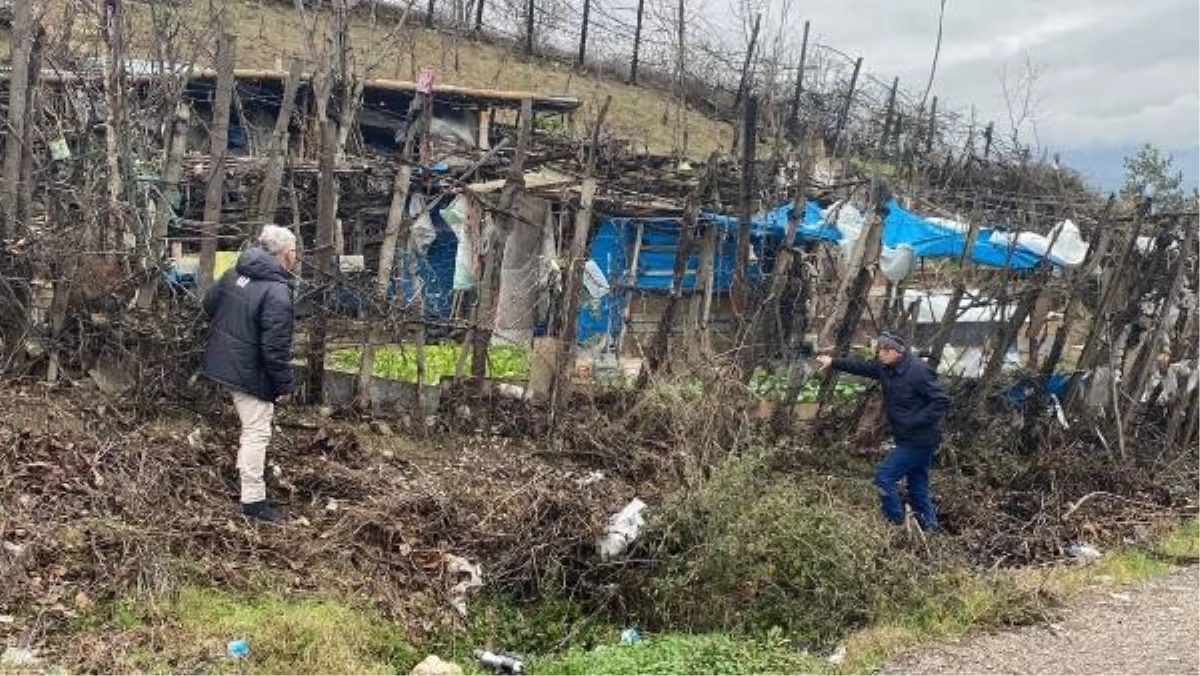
[201,225,298,523]
[817,331,950,530]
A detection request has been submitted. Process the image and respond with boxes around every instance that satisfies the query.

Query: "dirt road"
[884,566,1199,675]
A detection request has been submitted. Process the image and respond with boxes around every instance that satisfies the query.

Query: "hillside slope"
[10,0,732,156]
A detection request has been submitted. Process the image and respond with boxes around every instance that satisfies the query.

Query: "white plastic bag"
[597,498,647,560]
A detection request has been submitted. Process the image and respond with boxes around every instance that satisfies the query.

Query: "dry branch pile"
[0,380,655,639]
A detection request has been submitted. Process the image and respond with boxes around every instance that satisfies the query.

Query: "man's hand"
[275,394,293,406]
[815,354,833,370]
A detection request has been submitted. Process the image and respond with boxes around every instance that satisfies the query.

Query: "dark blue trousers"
[874,445,937,529]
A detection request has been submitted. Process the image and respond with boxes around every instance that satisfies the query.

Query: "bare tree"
[999,52,1044,150]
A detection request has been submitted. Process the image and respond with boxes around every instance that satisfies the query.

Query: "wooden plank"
[733,13,762,110]
[733,95,758,349]
[640,153,714,385]
[786,20,810,139]
[472,98,534,388]
[1122,218,1197,431]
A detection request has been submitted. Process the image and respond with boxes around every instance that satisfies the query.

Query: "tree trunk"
[473,99,533,390]
[0,0,32,241]
[136,103,191,310]
[305,121,339,404]
[257,58,304,225]
[199,31,237,294]
[550,97,609,419]
[101,0,127,251]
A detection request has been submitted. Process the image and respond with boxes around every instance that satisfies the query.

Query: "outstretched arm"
[817,354,883,380]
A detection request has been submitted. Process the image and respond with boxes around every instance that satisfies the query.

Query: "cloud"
[732,0,1199,154]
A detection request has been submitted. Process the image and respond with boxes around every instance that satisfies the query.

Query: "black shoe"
[240,501,284,523]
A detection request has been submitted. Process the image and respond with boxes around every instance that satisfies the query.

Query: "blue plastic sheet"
[577,220,629,344]
[882,200,1046,269]
[704,200,842,245]
[386,194,1072,344]
[1001,372,1071,405]
[390,207,458,320]
[576,202,839,342]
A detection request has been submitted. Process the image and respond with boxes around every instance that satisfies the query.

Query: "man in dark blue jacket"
[817,331,950,530]
[201,225,298,523]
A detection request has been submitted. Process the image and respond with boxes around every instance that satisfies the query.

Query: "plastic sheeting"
[378,189,1093,342]
[880,200,1090,274]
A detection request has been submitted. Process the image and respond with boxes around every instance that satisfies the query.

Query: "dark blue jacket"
[831,352,950,449]
[200,247,295,402]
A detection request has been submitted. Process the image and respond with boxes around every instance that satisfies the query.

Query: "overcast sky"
[705,0,1199,192]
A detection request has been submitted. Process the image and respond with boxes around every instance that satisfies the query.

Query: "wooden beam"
[733,95,758,349]
[1122,219,1197,431]
[1066,202,1149,409]
[786,20,810,140]
[733,13,762,110]
[832,56,863,157]
[640,153,716,385]
[472,98,534,389]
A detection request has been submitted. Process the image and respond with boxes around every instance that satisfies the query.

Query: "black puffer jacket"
[831,351,951,449]
[201,247,295,402]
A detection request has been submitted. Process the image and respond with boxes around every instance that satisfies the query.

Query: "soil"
[884,565,1200,675]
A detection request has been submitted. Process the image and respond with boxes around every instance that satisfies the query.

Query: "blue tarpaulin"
[704,200,842,245]
[377,192,1080,344]
[882,199,1047,269]
[577,220,628,343]
[390,207,458,320]
[576,201,846,341]
[592,200,842,294]
[1001,372,1071,405]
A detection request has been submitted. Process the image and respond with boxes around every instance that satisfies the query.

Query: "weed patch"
[634,451,928,646]
[63,588,418,675]
[532,629,825,675]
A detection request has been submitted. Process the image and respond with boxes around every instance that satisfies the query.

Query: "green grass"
[328,343,529,384]
[172,587,415,674]
[80,587,419,675]
[531,629,826,675]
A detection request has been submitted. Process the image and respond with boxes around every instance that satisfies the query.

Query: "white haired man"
[200,225,298,523]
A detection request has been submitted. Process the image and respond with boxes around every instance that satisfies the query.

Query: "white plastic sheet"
[987,219,1089,268]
